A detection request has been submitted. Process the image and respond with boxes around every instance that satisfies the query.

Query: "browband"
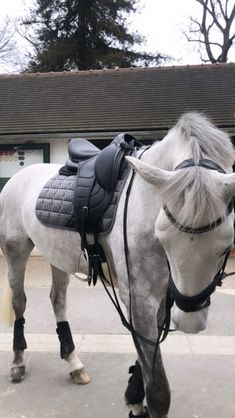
[163,200,233,234]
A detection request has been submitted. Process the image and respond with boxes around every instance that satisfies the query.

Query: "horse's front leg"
[144,347,170,418]
[125,360,148,417]
[50,265,90,384]
[131,296,171,418]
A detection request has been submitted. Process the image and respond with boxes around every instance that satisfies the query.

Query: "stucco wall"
[49,138,69,164]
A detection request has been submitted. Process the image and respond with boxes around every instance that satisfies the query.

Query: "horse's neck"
[144,132,192,170]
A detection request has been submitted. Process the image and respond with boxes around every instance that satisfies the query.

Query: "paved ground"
[0,256,235,418]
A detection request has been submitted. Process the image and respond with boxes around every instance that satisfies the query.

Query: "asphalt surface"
[0,256,235,418]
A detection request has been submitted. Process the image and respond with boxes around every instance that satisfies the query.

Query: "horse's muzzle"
[171,304,209,334]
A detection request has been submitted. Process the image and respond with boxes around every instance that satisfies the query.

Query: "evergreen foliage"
[23,0,165,72]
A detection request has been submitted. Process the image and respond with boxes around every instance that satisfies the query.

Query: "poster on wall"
[0,148,44,177]
[0,144,50,191]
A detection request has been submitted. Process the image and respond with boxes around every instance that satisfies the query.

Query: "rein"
[91,146,173,381]
[123,155,173,380]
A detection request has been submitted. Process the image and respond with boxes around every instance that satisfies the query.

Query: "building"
[0,63,234,189]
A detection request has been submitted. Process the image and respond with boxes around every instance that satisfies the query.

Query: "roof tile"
[0,64,234,138]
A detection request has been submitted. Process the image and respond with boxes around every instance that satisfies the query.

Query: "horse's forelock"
[160,167,226,228]
[174,112,234,168]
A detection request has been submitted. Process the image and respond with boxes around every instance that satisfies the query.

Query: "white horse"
[0,112,235,418]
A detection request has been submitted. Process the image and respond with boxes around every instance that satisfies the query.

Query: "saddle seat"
[66,138,100,171]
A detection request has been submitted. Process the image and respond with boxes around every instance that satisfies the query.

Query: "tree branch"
[0,17,15,60]
[217,0,227,20]
[209,0,224,32]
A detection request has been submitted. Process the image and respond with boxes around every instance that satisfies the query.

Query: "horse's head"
[126,156,235,334]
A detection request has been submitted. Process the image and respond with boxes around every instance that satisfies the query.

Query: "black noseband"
[168,250,230,313]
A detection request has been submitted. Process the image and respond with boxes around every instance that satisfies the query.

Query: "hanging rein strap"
[86,146,173,380]
[122,148,174,380]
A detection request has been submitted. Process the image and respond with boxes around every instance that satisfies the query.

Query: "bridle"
[163,158,234,313]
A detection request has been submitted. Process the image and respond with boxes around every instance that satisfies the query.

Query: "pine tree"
[22,0,165,72]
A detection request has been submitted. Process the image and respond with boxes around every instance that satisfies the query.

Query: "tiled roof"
[0,64,235,140]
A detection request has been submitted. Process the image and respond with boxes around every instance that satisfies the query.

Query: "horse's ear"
[125,156,174,187]
[220,173,235,199]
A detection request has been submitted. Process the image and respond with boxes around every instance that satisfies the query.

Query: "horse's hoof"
[129,406,150,417]
[11,366,25,382]
[70,368,91,385]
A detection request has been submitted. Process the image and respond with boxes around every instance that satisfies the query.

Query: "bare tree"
[0,17,15,62]
[0,17,29,73]
[185,0,235,63]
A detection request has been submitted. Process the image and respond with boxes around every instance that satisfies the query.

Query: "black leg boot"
[125,361,149,417]
[125,361,145,405]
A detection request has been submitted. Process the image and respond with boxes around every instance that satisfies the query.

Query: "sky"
[0,0,234,72]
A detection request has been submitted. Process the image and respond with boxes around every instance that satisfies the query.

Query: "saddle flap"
[94,143,122,191]
[73,157,113,230]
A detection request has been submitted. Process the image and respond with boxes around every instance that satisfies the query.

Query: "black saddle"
[59,133,140,233]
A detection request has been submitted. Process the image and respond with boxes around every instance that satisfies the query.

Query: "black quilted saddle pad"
[35,169,127,234]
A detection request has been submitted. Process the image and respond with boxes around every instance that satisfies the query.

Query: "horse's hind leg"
[1,237,34,382]
[50,265,90,384]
